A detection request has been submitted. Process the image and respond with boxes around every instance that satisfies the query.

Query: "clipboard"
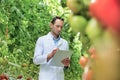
[49,50,72,67]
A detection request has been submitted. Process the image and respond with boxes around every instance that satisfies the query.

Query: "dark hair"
[51,16,64,24]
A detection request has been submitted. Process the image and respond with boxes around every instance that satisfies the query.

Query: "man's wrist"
[47,53,53,61]
[64,66,69,69]
[49,52,54,58]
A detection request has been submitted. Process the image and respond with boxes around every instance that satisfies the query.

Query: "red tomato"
[79,56,88,68]
[88,47,96,55]
[87,69,93,80]
[90,53,97,59]
[89,0,120,34]
[88,47,97,59]
[83,69,93,80]
[26,77,32,80]
[0,74,8,80]
[17,75,23,79]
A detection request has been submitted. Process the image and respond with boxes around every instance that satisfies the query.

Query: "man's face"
[50,19,64,37]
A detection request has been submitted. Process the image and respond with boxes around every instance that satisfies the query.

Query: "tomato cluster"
[67,0,89,34]
[79,47,97,80]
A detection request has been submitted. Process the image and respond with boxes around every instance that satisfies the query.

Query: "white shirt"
[33,32,69,80]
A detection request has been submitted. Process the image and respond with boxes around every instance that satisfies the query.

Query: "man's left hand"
[61,58,70,67]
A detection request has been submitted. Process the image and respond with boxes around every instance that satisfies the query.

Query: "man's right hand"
[47,48,58,61]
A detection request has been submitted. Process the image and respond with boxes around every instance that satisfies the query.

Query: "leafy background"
[0,0,89,80]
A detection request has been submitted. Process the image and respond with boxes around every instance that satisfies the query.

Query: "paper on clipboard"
[50,50,72,67]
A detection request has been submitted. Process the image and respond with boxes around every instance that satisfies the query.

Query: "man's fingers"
[53,48,59,51]
[51,48,59,57]
[61,58,70,66]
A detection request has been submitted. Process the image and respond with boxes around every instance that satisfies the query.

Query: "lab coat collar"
[47,32,60,40]
[47,32,62,48]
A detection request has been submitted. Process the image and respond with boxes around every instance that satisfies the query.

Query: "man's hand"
[47,48,58,61]
[61,57,70,67]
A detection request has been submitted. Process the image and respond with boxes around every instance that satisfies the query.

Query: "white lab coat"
[33,32,69,80]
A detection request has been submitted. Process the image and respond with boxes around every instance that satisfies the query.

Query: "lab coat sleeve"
[66,41,69,51]
[33,37,47,65]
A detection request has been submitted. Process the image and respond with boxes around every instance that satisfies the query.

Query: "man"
[33,16,70,80]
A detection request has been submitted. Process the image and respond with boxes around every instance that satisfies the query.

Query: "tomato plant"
[67,0,120,80]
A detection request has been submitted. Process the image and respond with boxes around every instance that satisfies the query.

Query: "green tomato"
[81,35,91,50]
[83,0,91,7]
[69,15,87,34]
[85,18,103,41]
[67,0,82,14]
[0,57,8,65]
[0,57,4,65]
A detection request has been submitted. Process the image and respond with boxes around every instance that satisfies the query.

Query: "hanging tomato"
[89,0,120,34]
